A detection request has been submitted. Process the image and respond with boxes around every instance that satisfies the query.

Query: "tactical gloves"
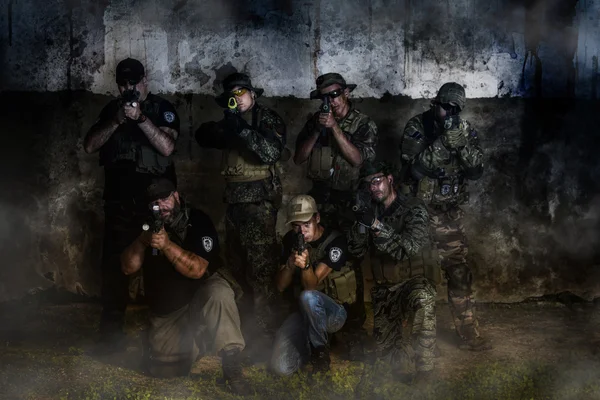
[223,110,251,134]
[355,208,376,229]
[442,115,468,149]
[442,127,468,149]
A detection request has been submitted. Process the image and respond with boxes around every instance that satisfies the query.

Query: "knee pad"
[444,263,472,296]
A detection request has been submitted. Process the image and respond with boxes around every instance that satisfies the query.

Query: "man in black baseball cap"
[121,178,250,393]
[84,57,181,351]
[115,58,145,86]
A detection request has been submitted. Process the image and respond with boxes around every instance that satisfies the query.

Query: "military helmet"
[435,82,466,111]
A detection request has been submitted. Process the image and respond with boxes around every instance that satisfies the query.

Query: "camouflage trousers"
[371,276,436,373]
[430,205,482,340]
[225,200,281,334]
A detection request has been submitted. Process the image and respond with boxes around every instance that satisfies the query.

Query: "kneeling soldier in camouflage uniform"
[348,162,438,383]
[400,82,490,351]
[270,195,356,376]
[120,179,249,394]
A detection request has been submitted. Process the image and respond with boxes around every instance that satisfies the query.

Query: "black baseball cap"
[116,58,145,85]
[146,178,176,203]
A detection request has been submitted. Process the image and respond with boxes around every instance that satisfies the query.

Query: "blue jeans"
[270,290,347,376]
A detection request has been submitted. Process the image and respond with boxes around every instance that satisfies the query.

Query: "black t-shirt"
[280,228,348,272]
[143,208,220,316]
[94,93,180,202]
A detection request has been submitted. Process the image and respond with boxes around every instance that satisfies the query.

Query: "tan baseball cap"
[285,195,318,224]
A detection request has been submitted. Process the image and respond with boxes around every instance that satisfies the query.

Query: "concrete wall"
[1,0,600,303]
[1,0,599,98]
[2,92,600,303]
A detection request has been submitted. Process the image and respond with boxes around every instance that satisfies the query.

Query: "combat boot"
[457,324,492,351]
[310,345,331,375]
[220,348,252,396]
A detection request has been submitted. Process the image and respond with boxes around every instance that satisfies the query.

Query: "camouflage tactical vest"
[293,230,357,305]
[99,97,172,175]
[221,106,276,182]
[307,109,370,192]
[413,111,469,206]
[370,201,441,286]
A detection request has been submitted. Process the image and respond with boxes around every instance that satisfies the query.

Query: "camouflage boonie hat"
[215,72,264,107]
[435,82,466,111]
[310,73,357,99]
[359,161,393,180]
[286,195,318,224]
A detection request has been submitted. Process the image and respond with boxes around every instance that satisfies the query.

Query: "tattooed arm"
[162,240,209,279]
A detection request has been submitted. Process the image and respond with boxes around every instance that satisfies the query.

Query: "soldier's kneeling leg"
[444,263,491,351]
[145,306,197,378]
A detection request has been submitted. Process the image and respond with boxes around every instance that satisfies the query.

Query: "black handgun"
[119,89,141,108]
[352,186,373,234]
[142,205,164,256]
[293,232,306,256]
[319,96,330,139]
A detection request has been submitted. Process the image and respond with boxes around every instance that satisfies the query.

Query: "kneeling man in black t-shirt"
[120,178,248,394]
[271,194,356,376]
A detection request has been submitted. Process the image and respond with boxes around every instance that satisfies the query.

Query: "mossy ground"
[1,299,600,400]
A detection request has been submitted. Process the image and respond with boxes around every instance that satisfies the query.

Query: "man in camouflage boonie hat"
[293,73,379,359]
[399,82,490,352]
[195,71,288,350]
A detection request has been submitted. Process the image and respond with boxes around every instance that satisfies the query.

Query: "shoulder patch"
[163,111,175,123]
[202,236,213,252]
[409,130,423,140]
[329,247,342,263]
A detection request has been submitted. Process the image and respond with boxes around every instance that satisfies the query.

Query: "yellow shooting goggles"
[231,87,248,96]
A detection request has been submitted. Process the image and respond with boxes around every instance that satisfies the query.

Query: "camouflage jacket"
[400,109,483,206]
[297,103,378,194]
[347,192,430,262]
[195,102,286,204]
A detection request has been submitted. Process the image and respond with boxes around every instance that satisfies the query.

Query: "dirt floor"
[1,294,600,400]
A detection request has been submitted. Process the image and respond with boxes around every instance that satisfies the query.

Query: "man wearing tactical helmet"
[399,82,490,351]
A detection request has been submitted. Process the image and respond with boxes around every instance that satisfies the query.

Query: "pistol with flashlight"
[142,205,164,256]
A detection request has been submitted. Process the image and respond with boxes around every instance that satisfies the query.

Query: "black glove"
[223,110,250,134]
[355,208,376,229]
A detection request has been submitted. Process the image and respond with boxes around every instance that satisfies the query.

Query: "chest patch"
[202,236,213,252]
[163,111,175,123]
[329,247,342,263]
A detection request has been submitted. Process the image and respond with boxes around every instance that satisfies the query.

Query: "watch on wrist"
[302,261,311,270]
[136,113,147,124]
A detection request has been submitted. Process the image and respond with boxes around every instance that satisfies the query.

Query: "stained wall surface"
[1,0,599,302]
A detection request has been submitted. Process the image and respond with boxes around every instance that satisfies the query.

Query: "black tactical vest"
[99,94,173,175]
